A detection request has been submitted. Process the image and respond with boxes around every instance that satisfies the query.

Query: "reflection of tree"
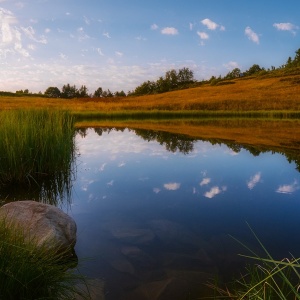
[76,127,125,137]
[75,127,300,172]
[134,129,196,154]
[76,128,88,138]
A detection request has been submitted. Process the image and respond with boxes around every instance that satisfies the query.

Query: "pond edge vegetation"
[209,224,300,300]
[0,215,90,299]
[0,109,76,204]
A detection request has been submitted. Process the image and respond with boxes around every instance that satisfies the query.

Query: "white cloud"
[59,52,67,60]
[103,31,111,38]
[83,16,90,25]
[276,180,299,194]
[44,28,51,34]
[223,61,240,70]
[200,178,211,186]
[189,22,193,31]
[161,27,178,35]
[96,48,104,56]
[28,44,35,50]
[197,31,209,40]
[115,51,123,57]
[21,26,47,44]
[245,26,259,44]
[77,27,89,41]
[201,18,225,31]
[151,23,158,30]
[247,172,262,190]
[118,161,125,167]
[153,188,161,194]
[135,36,147,41]
[99,163,106,171]
[201,18,218,30]
[164,182,181,190]
[204,186,227,199]
[0,8,18,44]
[107,180,114,186]
[273,22,299,34]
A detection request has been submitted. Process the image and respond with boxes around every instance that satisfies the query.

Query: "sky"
[0,0,299,94]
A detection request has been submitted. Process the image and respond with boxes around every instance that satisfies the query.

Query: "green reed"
[0,110,76,203]
[0,217,90,300]
[208,224,300,299]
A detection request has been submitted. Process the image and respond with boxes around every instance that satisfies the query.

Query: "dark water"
[65,128,300,299]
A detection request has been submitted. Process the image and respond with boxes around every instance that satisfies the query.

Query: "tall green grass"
[0,110,76,204]
[209,224,300,299]
[0,216,90,300]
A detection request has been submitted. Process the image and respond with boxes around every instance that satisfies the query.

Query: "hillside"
[0,74,300,113]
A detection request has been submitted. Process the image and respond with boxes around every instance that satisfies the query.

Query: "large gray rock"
[0,200,77,252]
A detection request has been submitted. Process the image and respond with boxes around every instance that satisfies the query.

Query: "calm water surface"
[67,128,300,299]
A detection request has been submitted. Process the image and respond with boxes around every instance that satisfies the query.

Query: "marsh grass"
[0,216,91,300]
[0,110,76,203]
[208,224,300,299]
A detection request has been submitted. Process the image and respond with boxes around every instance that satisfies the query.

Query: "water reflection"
[70,127,300,300]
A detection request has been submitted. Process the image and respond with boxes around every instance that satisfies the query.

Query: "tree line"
[44,84,127,99]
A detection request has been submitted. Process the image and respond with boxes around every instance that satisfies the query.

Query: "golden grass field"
[0,75,300,113]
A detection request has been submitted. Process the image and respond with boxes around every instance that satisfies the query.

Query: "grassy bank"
[210,226,300,300]
[0,75,299,113]
[0,217,89,299]
[0,110,76,203]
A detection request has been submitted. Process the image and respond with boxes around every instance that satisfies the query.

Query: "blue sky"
[0,0,299,94]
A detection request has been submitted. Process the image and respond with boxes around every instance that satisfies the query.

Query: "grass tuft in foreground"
[0,216,90,300]
[208,224,300,299]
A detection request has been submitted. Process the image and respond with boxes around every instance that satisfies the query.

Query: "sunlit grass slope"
[0,75,300,113]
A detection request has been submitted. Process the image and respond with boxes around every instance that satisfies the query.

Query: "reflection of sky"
[72,129,300,205]
[276,180,299,194]
[204,186,227,199]
[70,128,300,283]
[247,172,262,190]
[164,182,181,191]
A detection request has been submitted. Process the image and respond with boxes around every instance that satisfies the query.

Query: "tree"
[44,87,61,98]
[178,67,194,84]
[93,87,103,98]
[292,48,300,66]
[78,85,89,98]
[246,64,262,76]
[61,84,77,99]
[285,57,293,68]
[165,69,178,90]
[225,68,241,79]
[115,90,126,97]
[134,81,156,95]
[156,76,169,93]
[107,89,113,97]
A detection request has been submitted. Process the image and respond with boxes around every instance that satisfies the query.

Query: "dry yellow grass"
[0,75,300,112]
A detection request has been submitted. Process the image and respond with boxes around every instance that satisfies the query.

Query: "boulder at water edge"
[0,200,77,253]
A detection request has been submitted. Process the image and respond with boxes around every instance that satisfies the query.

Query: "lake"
[65,126,300,299]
